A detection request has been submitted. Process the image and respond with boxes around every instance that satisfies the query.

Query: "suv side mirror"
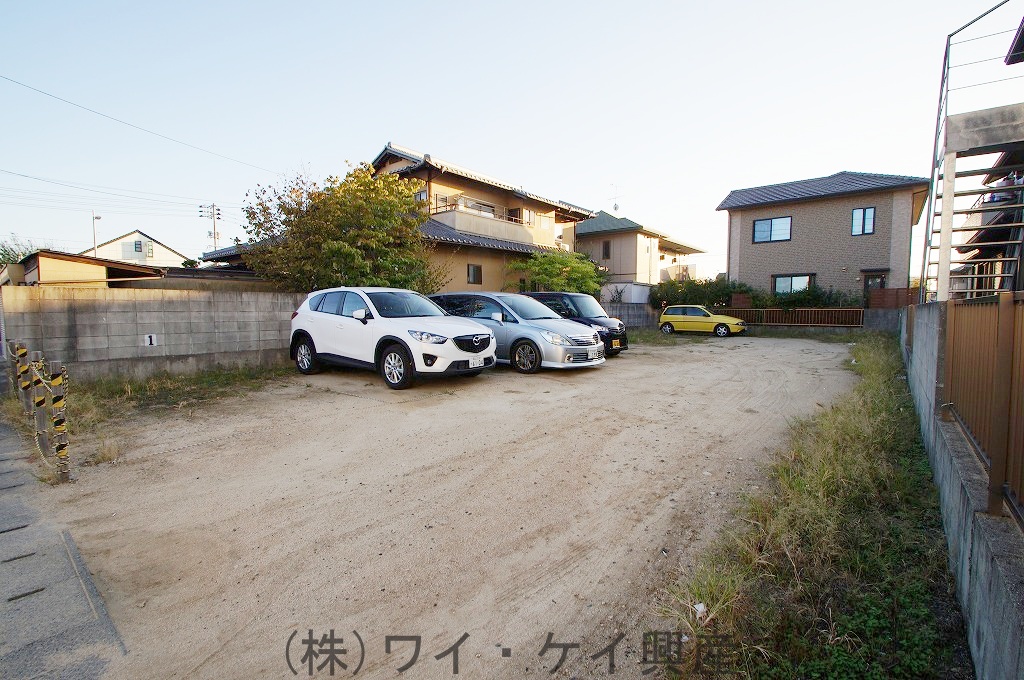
[353,308,369,324]
[490,312,504,325]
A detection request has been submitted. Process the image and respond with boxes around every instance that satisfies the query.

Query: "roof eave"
[718,181,931,212]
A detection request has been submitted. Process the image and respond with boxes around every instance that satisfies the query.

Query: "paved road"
[0,424,124,679]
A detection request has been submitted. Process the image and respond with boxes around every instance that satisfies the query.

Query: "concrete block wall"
[902,303,1024,680]
[0,287,306,380]
[604,302,660,329]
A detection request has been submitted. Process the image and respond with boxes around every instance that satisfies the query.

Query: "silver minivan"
[430,292,605,373]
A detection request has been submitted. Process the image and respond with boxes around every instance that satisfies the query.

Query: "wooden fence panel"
[945,292,1024,522]
[718,308,863,327]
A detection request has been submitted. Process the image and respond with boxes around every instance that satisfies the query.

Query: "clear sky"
[1,1,1021,276]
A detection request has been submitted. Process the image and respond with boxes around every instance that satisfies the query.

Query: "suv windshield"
[367,291,445,318]
[499,295,560,320]
[567,295,608,318]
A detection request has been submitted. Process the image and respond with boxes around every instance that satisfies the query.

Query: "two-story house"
[83,230,188,268]
[372,143,594,292]
[572,211,703,302]
[718,172,929,299]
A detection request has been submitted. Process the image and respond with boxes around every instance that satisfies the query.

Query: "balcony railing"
[431,193,539,227]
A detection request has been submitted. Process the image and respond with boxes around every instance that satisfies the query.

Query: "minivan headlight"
[540,330,568,345]
[590,324,606,333]
[408,330,448,344]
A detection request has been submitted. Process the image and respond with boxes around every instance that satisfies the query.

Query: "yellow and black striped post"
[49,360,69,481]
[29,351,48,453]
[15,342,31,414]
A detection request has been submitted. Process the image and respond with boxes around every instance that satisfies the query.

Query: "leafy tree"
[241,164,445,292]
[0,234,54,263]
[180,258,199,268]
[506,250,605,295]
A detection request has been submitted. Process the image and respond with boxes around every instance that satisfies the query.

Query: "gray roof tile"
[717,171,929,211]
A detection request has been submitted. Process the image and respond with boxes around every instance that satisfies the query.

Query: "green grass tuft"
[662,335,971,678]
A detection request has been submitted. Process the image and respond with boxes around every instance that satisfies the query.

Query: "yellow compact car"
[659,305,747,337]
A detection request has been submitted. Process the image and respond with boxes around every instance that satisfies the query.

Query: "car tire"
[294,336,321,375]
[714,323,731,338]
[659,323,675,335]
[511,340,542,374]
[380,343,414,390]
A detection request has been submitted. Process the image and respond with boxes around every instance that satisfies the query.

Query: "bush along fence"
[943,291,1024,526]
[7,340,71,482]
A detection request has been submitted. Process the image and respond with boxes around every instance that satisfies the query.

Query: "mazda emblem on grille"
[473,335,486,346]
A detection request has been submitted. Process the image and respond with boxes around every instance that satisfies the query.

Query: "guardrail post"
[987,291,1014,515]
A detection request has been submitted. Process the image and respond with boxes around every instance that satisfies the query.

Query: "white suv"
[290,287,497,389]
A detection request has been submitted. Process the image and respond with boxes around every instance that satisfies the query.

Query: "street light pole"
[92,211,102,256]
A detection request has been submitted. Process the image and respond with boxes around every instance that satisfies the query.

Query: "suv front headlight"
[540,330,568,345]
[408,330,448,344]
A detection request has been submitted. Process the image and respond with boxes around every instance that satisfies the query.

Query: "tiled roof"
[372,143,595,219]
[420,219,557,254]
[574,211,704,254]
[717,171,929,211]
[202,219,556,261]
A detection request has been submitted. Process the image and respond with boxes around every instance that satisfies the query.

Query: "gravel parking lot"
[34,337,856,678]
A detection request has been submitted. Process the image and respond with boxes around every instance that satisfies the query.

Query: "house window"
[147,243,154,257]
[602,240,611,259]
[852,207,875,235]
[753,217,792,243]
[413,190,427,203]
[467,264,483,285]
[134,240,143,252]
[773,274,814,294]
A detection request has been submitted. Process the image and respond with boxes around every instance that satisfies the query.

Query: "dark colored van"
[525,292,628,356]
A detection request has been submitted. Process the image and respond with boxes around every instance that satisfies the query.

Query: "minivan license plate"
[469,357,484,368]
[587,347,598,359]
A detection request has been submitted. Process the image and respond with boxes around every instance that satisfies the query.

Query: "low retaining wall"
[604,302,660,329]
[0,287,306,381]
[903,303,1024,679]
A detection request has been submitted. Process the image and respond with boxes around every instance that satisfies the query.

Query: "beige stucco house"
[718,172,929,298]
[371,143,594,292]
[572,211,702,302]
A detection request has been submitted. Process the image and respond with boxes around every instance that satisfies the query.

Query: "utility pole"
[199,204,222,250]
[91,211,102,256]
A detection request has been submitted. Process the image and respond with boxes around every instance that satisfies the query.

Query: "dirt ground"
[32,337,856,679]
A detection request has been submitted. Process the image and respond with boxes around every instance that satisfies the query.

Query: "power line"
[0,168,244,208]
[0,177,243,205]
[0,74,277,174]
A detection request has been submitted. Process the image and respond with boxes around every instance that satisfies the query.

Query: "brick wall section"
[0,287,306,380]
[727,189,916,295]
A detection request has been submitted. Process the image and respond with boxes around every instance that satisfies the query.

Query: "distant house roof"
[574,211,704,255]
[372,143,595,220]
[716,171,930,211]
[79,229,187,259]
[21,249,164,276]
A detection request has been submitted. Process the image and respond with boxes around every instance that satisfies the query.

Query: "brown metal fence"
[719,307,864,327]
[944,292,1024,524]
